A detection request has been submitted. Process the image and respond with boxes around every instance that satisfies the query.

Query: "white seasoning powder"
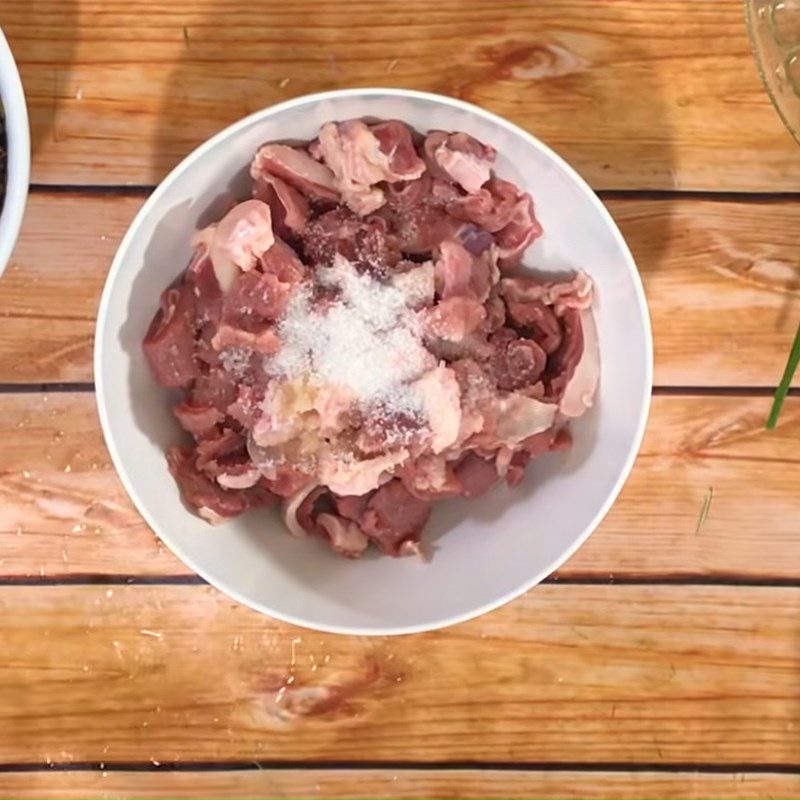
[269,256,432,408]
[220,346,251,377]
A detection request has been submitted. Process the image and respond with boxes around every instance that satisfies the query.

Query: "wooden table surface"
[1,1,800,797]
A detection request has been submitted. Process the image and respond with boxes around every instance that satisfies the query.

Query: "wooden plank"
[0,584,797,763]
[1,769,797,799]
[611,197,800,390]
[0,392,184,577]
[1,0,798,190]
[2,392,799,579]
[3,192,800,387]
[0,192,143,384]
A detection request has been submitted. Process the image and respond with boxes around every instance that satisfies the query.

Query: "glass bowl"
[746,0,800,144]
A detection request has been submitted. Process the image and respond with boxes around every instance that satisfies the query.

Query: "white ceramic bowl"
[0,28,30,278]
[96,89,652,635]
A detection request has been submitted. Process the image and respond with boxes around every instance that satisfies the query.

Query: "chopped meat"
[423,130,495,193]
[411,365,462,454]
[503,270,594,317]
[358,403,424,453]
[484,289,506,333]
[434,239,472,299]
[377,179,465,255]
[457,224,495,256]
[560,309,599,418]
[400,454,461,500]
[211,324,281,355]
[483,394,558,448]
[302,208,401,274]
[422,295,487,344]
[351,216,402,276]
[194,428,247,476]
[216,460,262,490]
[488,328,547,391]
[227,384,265,428]
[314,121,386,214]
[384,173,433,210]
[371,120,427,179]
[313,120,425,215]
[144,118,599,560]
[264,466,315,499]
[454,452,499,498]
[260,238,306,282]
[505,298,562,354]
[173,401,223,439]
[188,253,223,326]
[193,200,275,292]
[523,426,571,457]
[191,366,240,413]
[318,448,410,497]
[495,194,543,269]
[282,483,324,537]
[221,270,293,330]
[251,143,339,200]
[543,307,584,402]
[436,146,492,193]
[142,281,198,388]
[317,513,370,558]
[447,177,518,232]
[331,493,371,522]
[468,249,494,303]
[359,479,432,556]
[167,445,277,523]
[388,261,435,308]
[253,174,310,238]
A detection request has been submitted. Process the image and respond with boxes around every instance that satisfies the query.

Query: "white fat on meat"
[197,506,227,525]
[434,144,492,194]
[500,270,593,315]
[316,121,386,214]
[251,144,338,200]
[411,365,462,454]
[251,379,318,448]
[192,200,274,292]
[398,539,427,559]
[281,482,319,538]
[315,121,425,215]
[216,468,261,490]
[493,394,557,446]
[560,308,600,418]
[317,513,369,558]
[317,448,410,496]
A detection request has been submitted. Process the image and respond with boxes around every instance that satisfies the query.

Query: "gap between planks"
[2,760,800,774]
[3,575,800,588]
[2,383,799,397]
[27,184,800,203]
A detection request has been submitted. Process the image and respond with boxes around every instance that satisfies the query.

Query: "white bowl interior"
[96,90,651,635]
[0,28,30,278]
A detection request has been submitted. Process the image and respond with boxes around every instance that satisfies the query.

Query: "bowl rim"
[744,0,800,147]
[95,87,653,635]
[0,27,30,278]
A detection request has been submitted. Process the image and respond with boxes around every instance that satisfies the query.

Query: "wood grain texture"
[0,584,798,764]
[1,0,799,190]
[1,769,797,799]
[0,192,143,384]
[0,392,183,577]
[2,392,799,579]
[3,192,800,386]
